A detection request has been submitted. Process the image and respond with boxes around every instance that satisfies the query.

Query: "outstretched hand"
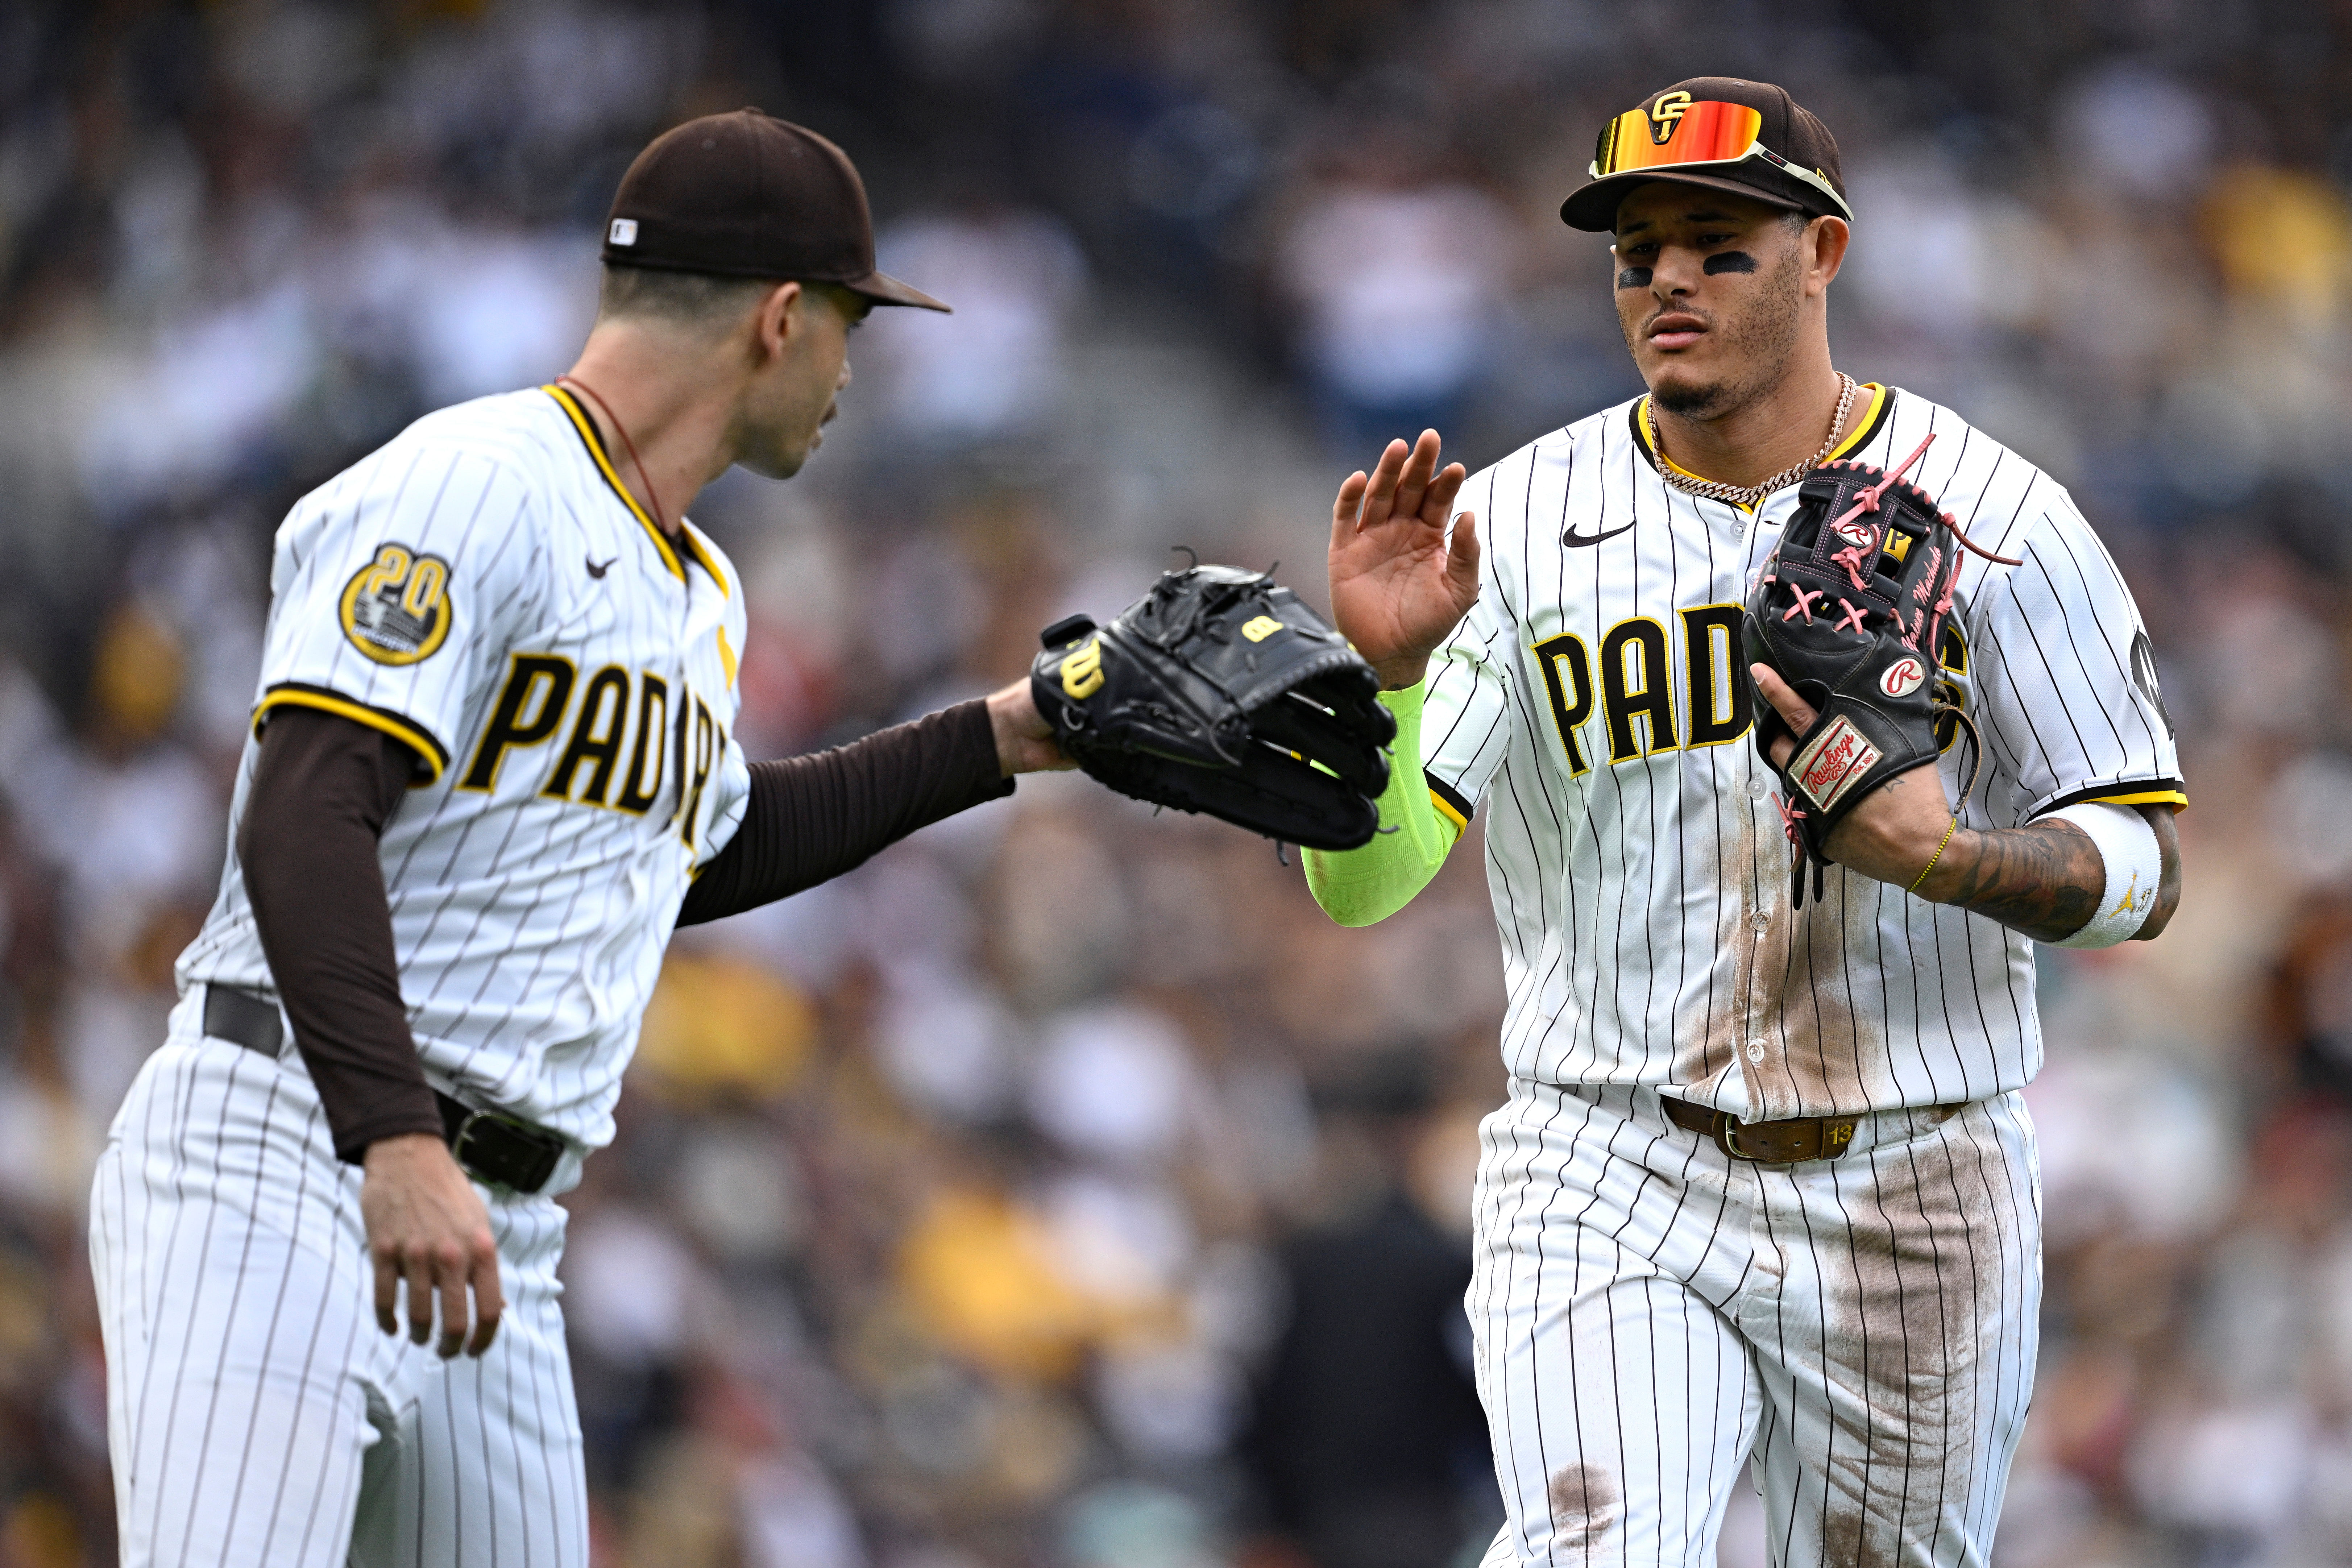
[1329,430,1480,690]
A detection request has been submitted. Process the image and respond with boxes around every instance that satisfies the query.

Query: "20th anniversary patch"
[340,544,453,665]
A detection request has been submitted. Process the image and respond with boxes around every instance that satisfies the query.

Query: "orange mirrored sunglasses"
[1592,95,1853,222]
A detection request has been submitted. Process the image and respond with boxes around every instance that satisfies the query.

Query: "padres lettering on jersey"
[175,385,752,1147]
[1421,384,2183,1119]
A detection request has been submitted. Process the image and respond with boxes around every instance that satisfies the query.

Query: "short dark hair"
[597,264,781,327]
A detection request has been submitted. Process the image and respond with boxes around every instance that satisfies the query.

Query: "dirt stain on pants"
[1547,1463,1621,1561]
[1793,1100,2037,1566]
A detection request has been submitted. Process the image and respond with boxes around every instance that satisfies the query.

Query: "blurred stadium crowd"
[0,0,2348,1564]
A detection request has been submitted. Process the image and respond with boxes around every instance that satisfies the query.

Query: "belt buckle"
[449,1106,560,1192]
[1714,1111,1858,1163]
[448,1107,499,1182]
[1713,1111,1796,1165]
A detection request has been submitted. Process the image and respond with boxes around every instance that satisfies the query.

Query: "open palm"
[1328,429,1481,690]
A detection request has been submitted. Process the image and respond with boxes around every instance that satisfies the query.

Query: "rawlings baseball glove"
[1743,435,2013,907]
[1031,563,1396,851]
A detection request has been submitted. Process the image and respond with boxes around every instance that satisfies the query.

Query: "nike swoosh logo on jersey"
[1562,521,1635,548]
[585,556,616,578]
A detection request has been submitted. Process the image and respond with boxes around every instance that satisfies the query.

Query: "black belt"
[201,984,564,1194]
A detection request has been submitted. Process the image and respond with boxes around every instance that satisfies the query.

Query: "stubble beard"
[1643,246,1805,421]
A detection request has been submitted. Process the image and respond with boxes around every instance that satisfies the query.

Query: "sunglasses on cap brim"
[1592,98,1854,224]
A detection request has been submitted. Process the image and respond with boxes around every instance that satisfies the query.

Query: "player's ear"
[1804,216,1849,294]
[750,279,801,363]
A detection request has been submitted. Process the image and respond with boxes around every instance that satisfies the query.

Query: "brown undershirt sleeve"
[237,706,443,1163]
[677,698,1013,927]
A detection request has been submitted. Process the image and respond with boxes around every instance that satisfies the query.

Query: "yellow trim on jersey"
[1821,382,1887,463]
[679,519,730,596]
[253,687,449,783]
[1636,383,1887,513]
[1429,786,1468,837]
[542,385,687,583]
[715,625,739,688]
[2077,787,2189,811]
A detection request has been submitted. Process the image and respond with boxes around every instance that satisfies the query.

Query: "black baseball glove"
[1030,564,1396,851]
[1743,436,2011,907]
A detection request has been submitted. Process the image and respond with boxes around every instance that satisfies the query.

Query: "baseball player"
[89,110,1067,1567]
[1306,78,2185,1566]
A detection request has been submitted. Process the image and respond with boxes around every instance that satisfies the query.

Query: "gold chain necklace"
[1647,373,1857,508]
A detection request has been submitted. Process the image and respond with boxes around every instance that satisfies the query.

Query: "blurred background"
[0,0,2339,1564]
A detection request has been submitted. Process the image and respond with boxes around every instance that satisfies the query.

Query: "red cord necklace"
[556,375,670,535]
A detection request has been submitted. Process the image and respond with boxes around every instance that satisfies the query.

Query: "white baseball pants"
[1470,1081,2041,1567]
[89,999,590,1567]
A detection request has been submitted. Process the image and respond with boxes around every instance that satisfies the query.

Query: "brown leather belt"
[1661,1094,1865,1163]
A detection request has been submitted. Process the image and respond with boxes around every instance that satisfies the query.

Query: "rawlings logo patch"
[1879,656,1926,698]
[1791,715,1881,811]
[1831,520,1876,551]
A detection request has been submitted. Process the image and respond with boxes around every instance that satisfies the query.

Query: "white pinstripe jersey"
[176,385,751,1147]
[1423,384,2183,1120]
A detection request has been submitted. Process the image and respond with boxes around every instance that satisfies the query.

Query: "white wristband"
[2046,801,2162,949]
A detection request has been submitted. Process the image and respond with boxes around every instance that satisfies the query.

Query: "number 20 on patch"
[340,543,455,666]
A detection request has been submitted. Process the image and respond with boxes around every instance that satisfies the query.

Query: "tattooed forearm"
[1922,819,2104,942]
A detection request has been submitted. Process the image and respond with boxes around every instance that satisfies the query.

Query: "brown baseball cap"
[601,109,950,312]
[1560,77,1850,233]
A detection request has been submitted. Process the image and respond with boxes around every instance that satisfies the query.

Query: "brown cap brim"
[842,269,951,312]
[1560,169,1807,233]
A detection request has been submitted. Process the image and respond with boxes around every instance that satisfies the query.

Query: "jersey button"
[1751,912,1770,933]
[1746,1039,1768,1063]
